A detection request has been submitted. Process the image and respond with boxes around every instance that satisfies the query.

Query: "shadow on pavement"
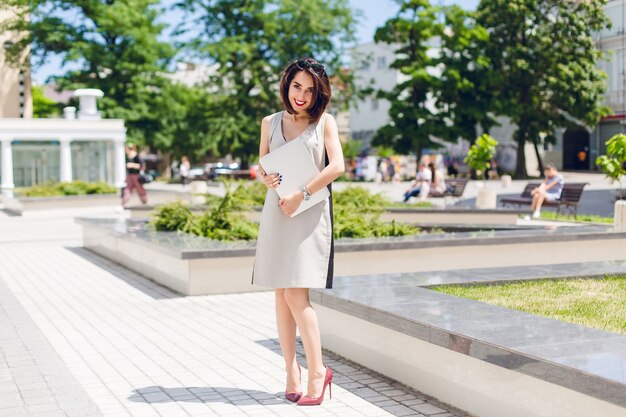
[66,247,181,300]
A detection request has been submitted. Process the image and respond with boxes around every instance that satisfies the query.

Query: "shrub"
[17,181,117,197]
[464,133,498,176]
[153,184,421,241]
[151,190,258,241]
[333,186,392,213]
[596,133,626,199]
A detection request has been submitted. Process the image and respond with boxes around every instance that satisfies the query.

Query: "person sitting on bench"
[529,164,564,219]
[403,162,432,202]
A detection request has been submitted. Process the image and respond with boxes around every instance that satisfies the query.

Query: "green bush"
[464,133,498,176]
[17,181,117,197]
[203,179,267,209]
[153,184,421,241]
[151,201,194,232]
[151,191,258,241]
[333,205,420,239]
[333,186,392,213]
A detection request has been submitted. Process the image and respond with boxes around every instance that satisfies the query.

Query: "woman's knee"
[283,288,309,309]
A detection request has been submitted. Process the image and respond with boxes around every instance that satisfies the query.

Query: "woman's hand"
[279,191,304,216]
[261,172,282,189]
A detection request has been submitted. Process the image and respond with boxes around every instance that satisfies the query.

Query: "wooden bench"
[501,182,588,219]
[428,178,469,203]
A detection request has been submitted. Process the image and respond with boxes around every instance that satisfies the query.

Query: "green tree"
[1,0,175,146]
[464,133,498,176]
[174,0,358,165]
[596,133,626,199]
[372,0,443,156]
[31,85,60,118]
[435,5,498,144]
[477,0,611,178]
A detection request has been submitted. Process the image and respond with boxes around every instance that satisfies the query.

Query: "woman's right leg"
[275,289,301,393]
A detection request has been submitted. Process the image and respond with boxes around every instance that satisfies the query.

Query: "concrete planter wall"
[77,218,626,296]
[3,190,187,215]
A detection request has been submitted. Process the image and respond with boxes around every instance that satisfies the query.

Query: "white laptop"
[259,139,330,217]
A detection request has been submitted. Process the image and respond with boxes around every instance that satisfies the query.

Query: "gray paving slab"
[0,277,103,417]
[0,208,469,417]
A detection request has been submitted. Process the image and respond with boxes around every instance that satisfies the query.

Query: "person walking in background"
[179,155,191,186]
[122,143,148,208]
[403,162,432,202]
[252,57,344,406]
[527,164,564,219]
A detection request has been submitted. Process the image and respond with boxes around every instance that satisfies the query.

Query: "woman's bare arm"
[304,114,345,195]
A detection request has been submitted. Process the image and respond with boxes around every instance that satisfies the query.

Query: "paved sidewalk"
[0,208,467,417]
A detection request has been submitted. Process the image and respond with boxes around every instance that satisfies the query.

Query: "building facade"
[349,42,404,151]
[0,90,127,194]
[0,8,33,119]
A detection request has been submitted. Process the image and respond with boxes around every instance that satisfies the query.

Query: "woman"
[429,162,447,194]
[122,143,147,207]
[252,57,344,406]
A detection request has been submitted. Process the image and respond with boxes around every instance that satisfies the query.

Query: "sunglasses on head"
[295,59,326,74]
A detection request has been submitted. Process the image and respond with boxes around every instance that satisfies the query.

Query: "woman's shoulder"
[263,111,283,123]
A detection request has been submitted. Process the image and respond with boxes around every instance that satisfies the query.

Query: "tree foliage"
[372,1,498,155]
[477,0,611,178]
[1,0,175,146]
[371,0,443,156]
[596,133,626,199]
[173,0,358,164]
[435,5,498,143]
[31,85,60,118]
[464,133,498,175]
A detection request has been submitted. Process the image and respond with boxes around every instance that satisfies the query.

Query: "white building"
[0,90,127,194]
[350,42,404,150]
[589,0,626,167]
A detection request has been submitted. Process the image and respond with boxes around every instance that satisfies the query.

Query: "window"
[377,56,386,69]
[371,99,379,111]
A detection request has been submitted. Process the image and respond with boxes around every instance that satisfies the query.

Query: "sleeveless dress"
[252,111,334,289]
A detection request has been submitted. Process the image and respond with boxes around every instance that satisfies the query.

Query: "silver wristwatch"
[302,187,311,201]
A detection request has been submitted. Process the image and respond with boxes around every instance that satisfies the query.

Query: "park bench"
[501,182,588,219]
[428,178,469,198]
[428,178,469,205]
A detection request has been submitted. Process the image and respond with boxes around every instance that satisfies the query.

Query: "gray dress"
[252,111,334,289]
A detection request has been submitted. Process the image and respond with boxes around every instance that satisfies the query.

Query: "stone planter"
[77,218,626,296]
[615,200,626,232]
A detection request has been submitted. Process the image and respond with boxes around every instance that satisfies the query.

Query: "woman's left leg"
[284,288,326,397]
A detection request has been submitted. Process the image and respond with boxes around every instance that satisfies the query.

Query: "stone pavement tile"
[381,404,419,416]
[0,406,29,417]
[411,403,450,415]
[0,224,470,417]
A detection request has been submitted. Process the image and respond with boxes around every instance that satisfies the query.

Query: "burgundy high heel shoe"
[296,366,333,406]
[285,363,302,402]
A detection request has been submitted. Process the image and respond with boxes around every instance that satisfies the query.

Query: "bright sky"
[32,0,480,84]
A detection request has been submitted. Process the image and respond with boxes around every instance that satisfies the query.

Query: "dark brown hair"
[279,57,331,124]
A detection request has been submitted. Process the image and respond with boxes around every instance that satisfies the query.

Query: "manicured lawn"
[433,276,626,335]
[538,211,613,223]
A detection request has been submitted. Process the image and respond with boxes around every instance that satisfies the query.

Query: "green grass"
[388,201,434,209]
[537,211,613,224]
[433,276,626,335]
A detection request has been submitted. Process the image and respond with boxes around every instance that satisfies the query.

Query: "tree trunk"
[514,128,528,179]
[533,138,544,176]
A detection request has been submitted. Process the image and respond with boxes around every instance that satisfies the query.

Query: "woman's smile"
[293,98,307,107]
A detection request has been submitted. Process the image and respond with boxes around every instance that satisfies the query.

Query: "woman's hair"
[279,57,331,123]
